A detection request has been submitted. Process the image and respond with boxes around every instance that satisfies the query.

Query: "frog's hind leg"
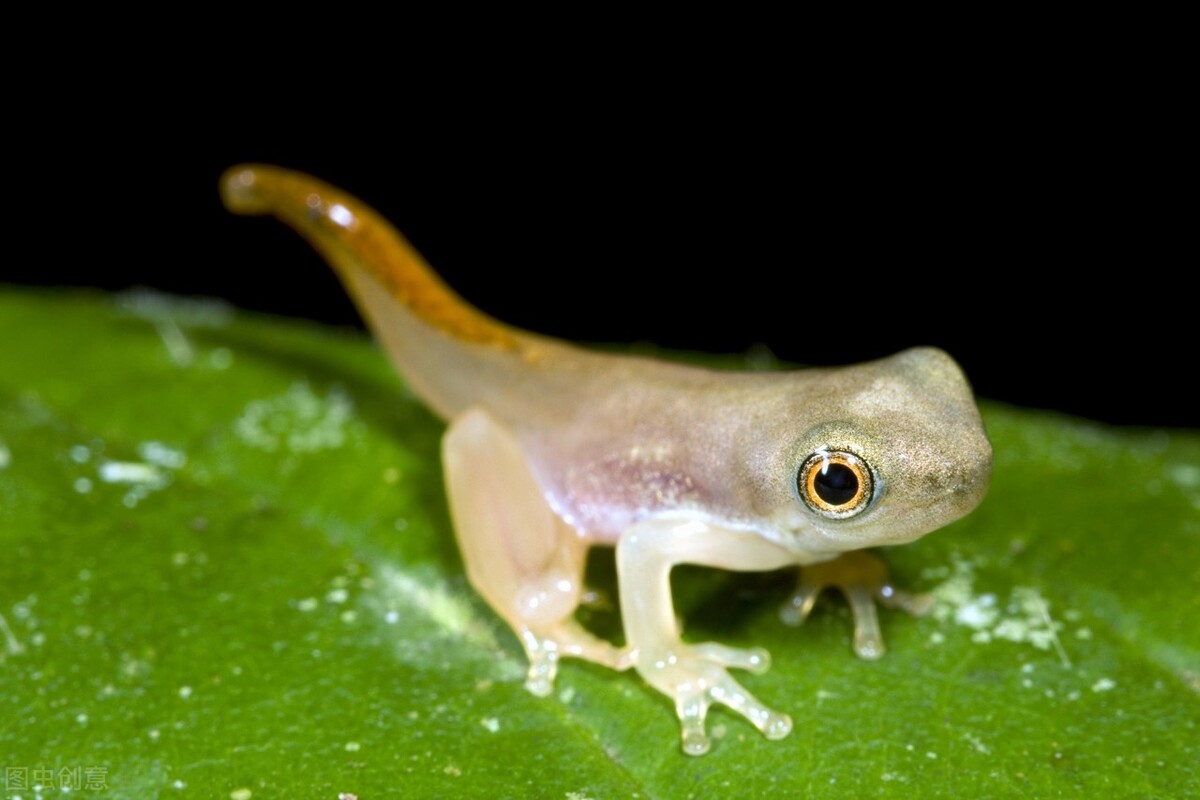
[443,408,632,696]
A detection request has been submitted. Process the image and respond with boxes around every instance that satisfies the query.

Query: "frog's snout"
[946,436,993,511]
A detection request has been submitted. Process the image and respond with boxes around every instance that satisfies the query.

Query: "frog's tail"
[220,164,548,420]
[220,164,518,351]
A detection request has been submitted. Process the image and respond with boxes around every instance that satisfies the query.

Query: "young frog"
[221,165,993,756]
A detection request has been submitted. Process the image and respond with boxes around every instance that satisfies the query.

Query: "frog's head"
[763,347,992,553]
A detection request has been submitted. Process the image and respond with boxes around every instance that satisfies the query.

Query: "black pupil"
[815,462,859,506]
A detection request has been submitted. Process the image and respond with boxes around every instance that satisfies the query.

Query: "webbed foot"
[639,641,792,756]
[779,549,932,660]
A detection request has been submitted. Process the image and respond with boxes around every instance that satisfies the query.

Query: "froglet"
[220,165,992,756]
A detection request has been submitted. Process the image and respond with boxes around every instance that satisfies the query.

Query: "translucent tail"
[220,164,519,351]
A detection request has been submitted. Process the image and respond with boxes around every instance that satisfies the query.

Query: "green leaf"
[1,288,1197,799]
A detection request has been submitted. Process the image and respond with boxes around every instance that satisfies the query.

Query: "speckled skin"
[221,165,993,756]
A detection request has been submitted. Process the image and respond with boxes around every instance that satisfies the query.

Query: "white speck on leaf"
[930,558,1069,664]
[234,382,356,453]
[138,441,187,469]
[99,461,165,486]
[956,596,999,629]
[962,732,992,754]
[2,614,25,657]
[1168,463,1200,488]
[1092,678,1116,692]
[481,717,500,733]
[97,449,186,506]
[230,789,252,800]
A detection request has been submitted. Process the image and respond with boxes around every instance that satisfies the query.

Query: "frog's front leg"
[617,520,797,756]
[443,409,632,697]
[779,549,934,660]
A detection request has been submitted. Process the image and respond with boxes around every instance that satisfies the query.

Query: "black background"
[4,101,1193,429]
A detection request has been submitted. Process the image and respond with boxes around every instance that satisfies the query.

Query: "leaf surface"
[1,289,1196,799]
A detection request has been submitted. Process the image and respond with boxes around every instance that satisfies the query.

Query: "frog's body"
[221,165,993,755]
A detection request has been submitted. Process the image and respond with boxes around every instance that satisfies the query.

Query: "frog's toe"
[691,642,772,674]
[545,618,630,668]
[845,585,885,660]
[778,579,822,626]
[672,670,792,756]
[715,680,793,743]
[878,583,935,616]
[520,628,560,697]
[675,690,712,756]
[520,620,632,696]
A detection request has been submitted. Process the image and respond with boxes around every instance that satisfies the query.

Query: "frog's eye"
[797,451,873,518]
